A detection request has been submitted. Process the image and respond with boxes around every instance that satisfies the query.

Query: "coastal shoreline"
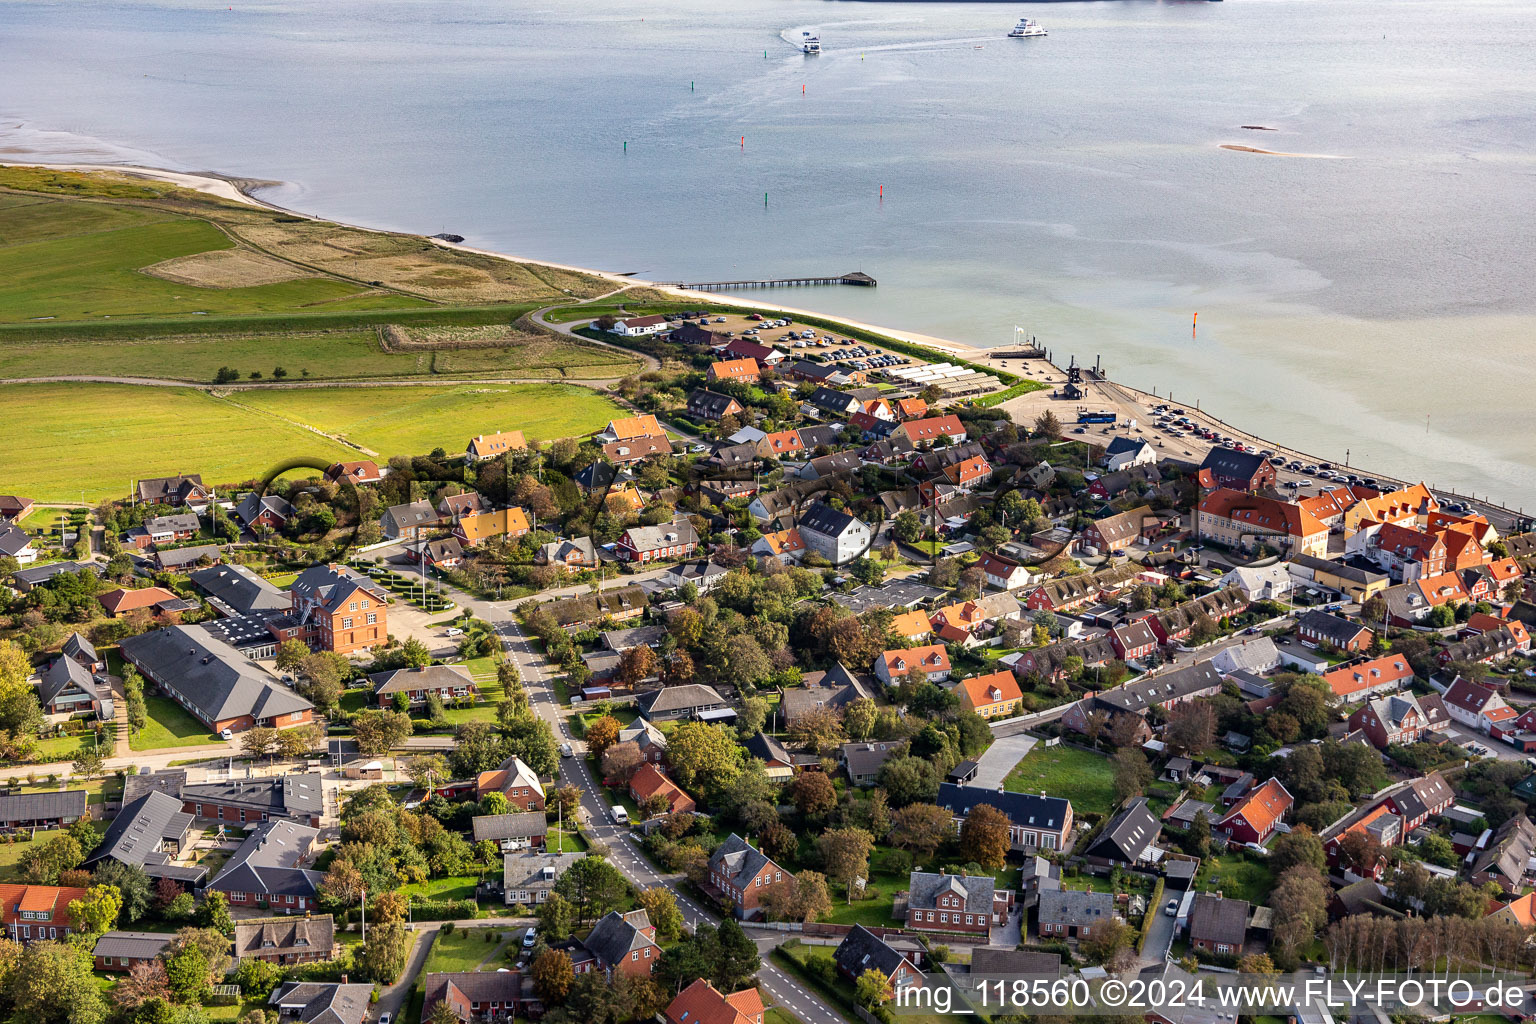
[3,159,994,362]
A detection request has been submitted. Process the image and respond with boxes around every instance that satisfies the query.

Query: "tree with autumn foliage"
[958,803,1011,870]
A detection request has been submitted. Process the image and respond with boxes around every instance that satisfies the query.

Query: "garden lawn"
[131,694,223,750]
[236,383,626,458]
[1198,854,1274,906]
[547,827,587,854]
[31,732,96,763]
[0,382,353,502]
[423,927,506,973]
[1003,744,1116,817]
[401,876,481,902]
[814,847,911,928]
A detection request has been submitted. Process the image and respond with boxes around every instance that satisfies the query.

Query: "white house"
[609,315,669,337]
[0,524,37,566]
[1441,676,1514,733]
[1102,437,1157,473]
[1219,564,1293,602]
[975,552,1032,591]
[1210,637,1282,678]
[797,503,872,566]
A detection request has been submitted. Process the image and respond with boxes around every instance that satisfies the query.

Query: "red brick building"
[706,834,794,920]
[0,883,88,944]
[904,871,1014,935]
[285,564,389,654]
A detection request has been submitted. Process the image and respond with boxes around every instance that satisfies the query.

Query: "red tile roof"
[1323,655,1414,698]
[959,670,1023,710]
[1219,778,1292,836]
[666,978,764,1024]
[879,644,950,677]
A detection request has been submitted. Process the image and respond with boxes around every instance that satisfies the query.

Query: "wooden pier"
[664,271,876,291]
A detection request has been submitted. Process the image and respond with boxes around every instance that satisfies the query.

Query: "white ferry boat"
[802,31,821,54]
[1008,18,1046,38]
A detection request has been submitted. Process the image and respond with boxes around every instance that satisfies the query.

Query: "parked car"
[560,743,574,758]
[1165,898,1180,917]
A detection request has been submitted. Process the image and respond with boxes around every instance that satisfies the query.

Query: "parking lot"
[671,311,919,377]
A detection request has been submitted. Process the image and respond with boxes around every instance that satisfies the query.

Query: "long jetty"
[660,271,876,291]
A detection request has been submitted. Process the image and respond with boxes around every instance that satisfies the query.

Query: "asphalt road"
[434,580,844,1024]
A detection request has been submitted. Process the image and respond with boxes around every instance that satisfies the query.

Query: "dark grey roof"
[190,564,292,616]
[380,500,438,533]
[937,783,1070,832]
[369,665,475,696]
[120,624,313,725]
[289,564,388,616]
[144,512,201,534]
[200,612,282,653]
[797,424,843,449]
[743,731,795,765]
[1086,798,1161,863]
[1471,815,1536,885]
[968,947,1061,976]
[92,931,174,961]
[136,474,207,504]
[709,834,780,891]
[183,774,324,820]
[687,389,743,419]
[908,871,995,913]
[408,536,464,564]
[87,791,195,869]
[708,442,760,468]
[235,915,336,960]
[1037,888,1115,928]
[207,819,324,899]
[637,683,726,714]
[0,789,88,824]
[574,460,620,491]
[1199,449,1269,483]
[12,560,101,587]
[471,812,548,842]
[784,672,874,725]
[1297,610,1369,647]
[503,852,582,891]
[156,544,222,569]
[583,909,657,967]
[841,741,903,779]
[1188,893,1249,946]
[1290,553,1387,586]
[0,525,32,557]
[1091,663,1222,715]
[123,769,188,804]
[807,387,860,414]
[36,653,103,708]
[1104,436,1149,457]
[834,924,914,979]
[61,632,99,666]
[621,517,699,553]
[601,624,668,652]
[269,983,373,1024]
[798,501,863,540]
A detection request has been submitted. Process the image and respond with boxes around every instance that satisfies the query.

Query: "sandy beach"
[3,159,999,364]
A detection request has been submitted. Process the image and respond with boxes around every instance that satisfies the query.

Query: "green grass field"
[131,694,223,751]
[1,381,353,501]
[236,383,625,456]
[0,329,640,384]
[422,927,509,973]
[0,200,423,323]
[1003,743,1116,817]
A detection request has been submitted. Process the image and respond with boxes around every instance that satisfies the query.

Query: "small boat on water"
[1008,17,1046,37]
[802,31,821,53]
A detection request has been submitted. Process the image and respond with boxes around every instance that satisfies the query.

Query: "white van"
[610,805,630,825]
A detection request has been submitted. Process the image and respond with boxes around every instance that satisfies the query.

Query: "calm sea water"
[4,0,1536,503]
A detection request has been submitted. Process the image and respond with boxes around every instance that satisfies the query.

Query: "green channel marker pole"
[623,141,627,152]
[764,192,768,207]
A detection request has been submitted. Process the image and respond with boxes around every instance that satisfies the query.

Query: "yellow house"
[1343,483,1437,537]
[958,670,1023,719]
